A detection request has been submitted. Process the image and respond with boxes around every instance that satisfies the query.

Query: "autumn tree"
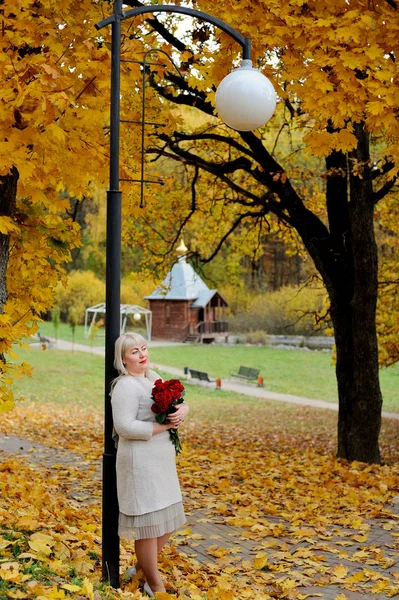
[0,0,120,408]
[113,0,399,464]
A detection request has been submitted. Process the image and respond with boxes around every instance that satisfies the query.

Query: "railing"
[195,321,229,335]
[181,323,191,337]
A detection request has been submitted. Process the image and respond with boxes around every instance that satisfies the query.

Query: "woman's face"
[123,342,149,376]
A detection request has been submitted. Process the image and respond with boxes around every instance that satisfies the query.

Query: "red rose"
[168,379,184,393]
[150,378,185,454]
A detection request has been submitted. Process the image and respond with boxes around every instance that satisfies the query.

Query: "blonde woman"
[111,333,189,596]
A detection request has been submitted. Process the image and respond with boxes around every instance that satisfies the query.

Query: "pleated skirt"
[118,501,186,541]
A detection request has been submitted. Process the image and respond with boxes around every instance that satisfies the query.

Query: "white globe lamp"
[133,312,141,322]
[215,60,277,131]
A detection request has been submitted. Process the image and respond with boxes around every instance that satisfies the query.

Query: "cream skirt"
[119,502,186,541]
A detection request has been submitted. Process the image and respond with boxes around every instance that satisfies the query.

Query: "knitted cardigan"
[111,373,182,516]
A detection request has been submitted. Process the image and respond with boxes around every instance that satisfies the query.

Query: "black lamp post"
[95,1,276,588]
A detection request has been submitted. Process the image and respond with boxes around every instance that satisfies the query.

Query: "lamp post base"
[102,451,119,587]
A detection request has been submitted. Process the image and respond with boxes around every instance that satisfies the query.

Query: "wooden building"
[145,242,229,343]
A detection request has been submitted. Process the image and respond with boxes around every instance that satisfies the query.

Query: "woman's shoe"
[125,566,136,578]
[143,582,155,598]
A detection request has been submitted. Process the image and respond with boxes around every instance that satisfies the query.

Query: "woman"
[111,332,189,596]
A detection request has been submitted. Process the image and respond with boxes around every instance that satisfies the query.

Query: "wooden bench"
[231,366,260,381]
[186,368,215,384]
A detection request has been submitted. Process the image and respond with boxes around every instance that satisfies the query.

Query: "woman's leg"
[157,532,171,554]
[133,532,170,575]
[134,538,165,593]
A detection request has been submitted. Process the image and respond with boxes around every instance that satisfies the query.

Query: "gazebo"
[84,303,152,341]
[145,241,229,343]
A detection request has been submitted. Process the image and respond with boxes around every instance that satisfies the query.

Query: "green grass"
[37,321,107,347]
[12,342,399,412]
[11,347,285,419]
[12,347,105,408]
[150,344,399,412]
[151,344,338,399]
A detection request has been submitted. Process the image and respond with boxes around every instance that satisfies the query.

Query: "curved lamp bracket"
[95,4,252,60]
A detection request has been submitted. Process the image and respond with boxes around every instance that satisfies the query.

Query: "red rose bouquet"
[151,378,185,454]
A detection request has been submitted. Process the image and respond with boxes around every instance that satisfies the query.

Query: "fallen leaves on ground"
[0,401,398,599]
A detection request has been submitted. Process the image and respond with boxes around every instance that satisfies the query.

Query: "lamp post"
[95,1,276,588]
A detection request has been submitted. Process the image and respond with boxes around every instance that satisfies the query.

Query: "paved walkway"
[36,338,399,420]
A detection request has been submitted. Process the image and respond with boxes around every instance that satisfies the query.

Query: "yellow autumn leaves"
[1,397,398,599]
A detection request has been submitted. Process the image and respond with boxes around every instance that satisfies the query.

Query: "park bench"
[187,368,215,383]
[184,367,219,387]
[231,366,260,382]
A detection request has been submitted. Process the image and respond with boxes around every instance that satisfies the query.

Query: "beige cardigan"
[111,373,182,516]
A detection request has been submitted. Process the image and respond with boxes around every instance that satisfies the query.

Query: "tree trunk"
[0,167,19,314]
[331,280,382,463]
[294,125,382,463]
[326,125,382,463]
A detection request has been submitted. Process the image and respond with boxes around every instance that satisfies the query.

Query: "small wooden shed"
[145,242,229,343]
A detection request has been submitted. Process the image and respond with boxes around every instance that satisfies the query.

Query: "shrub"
[222,284,253,315]
[244,330,269,345]
[55,270,105,324]
[121,276,154,306]
[228,284,328,337]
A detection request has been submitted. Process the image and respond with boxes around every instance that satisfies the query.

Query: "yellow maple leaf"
[254,552,268,570]
[367,101,384,116]
[332,564,349,579]
[28,533,55,557]
[16,516,40,531]
[7,592,28,599]
[80,578,94,600]
[0,217,19,235]
[36,588,66,599]
[0,562,21,582]
[61,584,82,593]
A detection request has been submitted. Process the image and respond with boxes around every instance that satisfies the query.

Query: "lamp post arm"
[95,4,252,60]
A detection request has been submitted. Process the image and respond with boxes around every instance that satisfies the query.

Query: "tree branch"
[123,0,188,52]
[198,209,270,264]
[149,71,215,116]
[172,131,256,160]
[149,143,261,202]
[373,177,397,203]
[371,158,395,180]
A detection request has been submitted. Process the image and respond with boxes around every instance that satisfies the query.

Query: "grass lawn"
[13,347,105,407]
[8,347,399,465]
[37,321,108,347]
[11,347,295,420]
[36,322,398,411]
[149,344,399,412]
[13,343,399,412]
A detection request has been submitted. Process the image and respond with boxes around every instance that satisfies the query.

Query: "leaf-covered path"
[1,398,399,600]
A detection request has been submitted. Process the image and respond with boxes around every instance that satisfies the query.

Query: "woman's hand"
[167,403,189,428]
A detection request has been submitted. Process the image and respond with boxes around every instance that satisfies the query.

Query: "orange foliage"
[0,399,398,598]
